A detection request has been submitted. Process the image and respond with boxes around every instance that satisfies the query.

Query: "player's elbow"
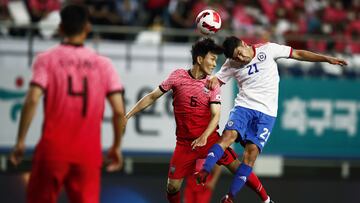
[291,49,302,59]
[24,94,41,107]
[211,112,221,123]
[292,49,312,60]
[147,93,162,104]
[24,86,43,106]
[112,107,125,118]
[148,94,158,101]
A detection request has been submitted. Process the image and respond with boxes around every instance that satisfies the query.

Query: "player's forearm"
[292,50,331,63]
[112,113,124,149]
[201,113,220,138]
[126,95,156,119]
[16,98,39,145]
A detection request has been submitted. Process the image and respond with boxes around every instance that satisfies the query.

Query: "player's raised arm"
[10,85,43,166]
[291,49,347,66]
[125,87,165,119]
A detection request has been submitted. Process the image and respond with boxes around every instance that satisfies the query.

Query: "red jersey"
[30,43,123,166]
[159,69,221,145]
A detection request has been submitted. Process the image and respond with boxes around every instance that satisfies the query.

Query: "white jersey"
[216,43,292,117]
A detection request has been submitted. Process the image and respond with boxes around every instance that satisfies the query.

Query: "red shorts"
[27,160,100,203]
[168,134,237,179]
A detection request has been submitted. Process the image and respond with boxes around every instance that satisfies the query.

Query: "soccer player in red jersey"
[125,38,271,203]
[9,4,126,203]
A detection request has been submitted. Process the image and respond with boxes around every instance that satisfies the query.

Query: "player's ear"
[196,55,203,65]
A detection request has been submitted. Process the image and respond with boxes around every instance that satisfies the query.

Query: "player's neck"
[189,68,206,79]
[62,34,86,46]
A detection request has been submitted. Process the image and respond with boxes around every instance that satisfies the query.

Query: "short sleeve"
[30,54,48,90]
[104,58,124,96]
[159,69,179,92]
[215,59,234,84]
[209,85,221,104]
[269,43,292,59]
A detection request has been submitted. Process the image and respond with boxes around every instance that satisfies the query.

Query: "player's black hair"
[60,4,89,37]
[222,36,242,59]
[191,38,224,65]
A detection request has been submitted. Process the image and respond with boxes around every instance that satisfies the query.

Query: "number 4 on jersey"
[67,76,88,117]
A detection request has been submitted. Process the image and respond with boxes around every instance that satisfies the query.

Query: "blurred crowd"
[0,0,360,54]
[1,0,360,79]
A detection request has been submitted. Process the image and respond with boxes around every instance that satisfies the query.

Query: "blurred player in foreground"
[125,38,273,203]
[184,159,221,203]
[197,36,347,203]
[9,4,126,203]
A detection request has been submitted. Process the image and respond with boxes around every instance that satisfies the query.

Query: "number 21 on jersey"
[247,63,259,75]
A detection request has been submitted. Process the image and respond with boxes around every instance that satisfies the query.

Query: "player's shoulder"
[36,45,61,57]
[80,46,105,60]
[170,68,187,76]
[254,42,278,51]
[91,52,114,69]
[173,68,187,73]
[253,42,270,48]
[255,42,287,55]
[33,46,58,63]
[96,54,112,64]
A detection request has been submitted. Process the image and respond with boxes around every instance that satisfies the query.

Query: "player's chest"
[234,55,276,80]
[173,82,211,103]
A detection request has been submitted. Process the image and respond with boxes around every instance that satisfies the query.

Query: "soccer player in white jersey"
[196,36,347,203]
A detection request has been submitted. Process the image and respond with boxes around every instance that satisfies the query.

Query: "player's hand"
[9,143,25,166]
[327,57,347,66]
[191,135,208,150]
[105,146,123,172]
[206,75,220,90]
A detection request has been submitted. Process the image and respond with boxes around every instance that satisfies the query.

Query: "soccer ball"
[196,9,222,35]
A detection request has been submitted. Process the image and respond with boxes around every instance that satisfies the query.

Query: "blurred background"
[1,0,360,202]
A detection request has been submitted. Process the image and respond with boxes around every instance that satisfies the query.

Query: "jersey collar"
[61,42,84,47]
[188,69,206,80]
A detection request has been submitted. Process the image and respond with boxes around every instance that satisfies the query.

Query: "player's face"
[232,43,252,64]
[201,52,218,75]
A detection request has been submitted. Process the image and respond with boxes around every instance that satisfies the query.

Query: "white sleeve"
[215,59,234,84]
[269,43,293,59]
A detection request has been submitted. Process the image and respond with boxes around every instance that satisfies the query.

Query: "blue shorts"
[224,106,276,152]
